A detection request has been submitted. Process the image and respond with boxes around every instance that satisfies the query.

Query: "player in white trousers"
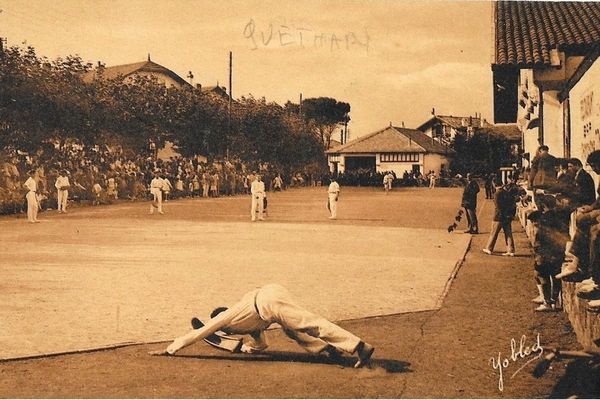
[250,174,265,221]
[328,177,340,220]
[55,170,70,213]
[24,170,39,223]
[149,283,375,368]
[149,173,164,214]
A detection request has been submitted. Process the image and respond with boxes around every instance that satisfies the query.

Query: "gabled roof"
[326,126,454,155]
[417,115,491,131]
[494,1,600,67]
[82,60,190,87]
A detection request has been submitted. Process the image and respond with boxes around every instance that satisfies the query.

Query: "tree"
[301,97,350,149]
[450,131,515,175]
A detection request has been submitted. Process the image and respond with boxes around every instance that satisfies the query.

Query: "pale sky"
[0,0,494,140]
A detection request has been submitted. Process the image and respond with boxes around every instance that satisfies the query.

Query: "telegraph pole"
[226,51,232,159]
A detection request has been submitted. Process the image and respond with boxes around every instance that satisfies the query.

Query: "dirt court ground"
[0,187,468,360]
[0,186,586,398]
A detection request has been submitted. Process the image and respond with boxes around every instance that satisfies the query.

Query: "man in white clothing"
[149,172,164,215]
[24,170,39,223]
[250,174,265,221]
[328,177,340,220]
[148,283,375,368]
[55,170,70,213]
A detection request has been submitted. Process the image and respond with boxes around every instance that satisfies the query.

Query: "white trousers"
[256,284,361,354]
[57,189,68,212]
[150,189,163,213]
[251,194,264,220]
[328,193,338,218]
[26,191,38,222]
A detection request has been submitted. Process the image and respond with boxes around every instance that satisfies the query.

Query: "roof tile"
[495,1,600,67]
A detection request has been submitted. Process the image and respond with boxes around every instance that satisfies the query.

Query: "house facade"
[492,1,600,167]
[326,126,454,176]
[417,113,491,146]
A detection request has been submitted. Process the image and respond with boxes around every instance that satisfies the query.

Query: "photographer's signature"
[490,333,543,392]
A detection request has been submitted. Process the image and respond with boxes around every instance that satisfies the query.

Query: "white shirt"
[55,176,70,190]
[167,288,270,354]
[162,178,173,191]
[150,177,163,190]
[328,181,340,194]
[24,177,37,192]
[251,180,265,196]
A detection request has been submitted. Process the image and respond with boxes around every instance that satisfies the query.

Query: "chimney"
[432,107,435,115]
[402,121,405,128]
[147,53,151,61]
[196,83,202,90]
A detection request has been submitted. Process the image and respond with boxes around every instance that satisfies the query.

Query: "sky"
[0,0,494,141]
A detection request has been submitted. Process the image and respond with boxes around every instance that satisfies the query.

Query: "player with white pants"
[250,174,265,221]
[149,283,375,368]
[149,173,164,215]
[328,177,340,220]
[55,170,70,213]
[24,170,39,223]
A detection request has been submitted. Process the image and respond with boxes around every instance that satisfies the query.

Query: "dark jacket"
[574,168,596,206]
[493,187,515,222]
[529,152,558,189]
[461,180,480,208]
[531,208,570,265]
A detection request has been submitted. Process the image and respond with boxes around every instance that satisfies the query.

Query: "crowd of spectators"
[334,168,459,188]
[517,145,600,313]
[0,144,317,216]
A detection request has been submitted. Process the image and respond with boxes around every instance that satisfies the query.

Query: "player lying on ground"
[149,283,375,368]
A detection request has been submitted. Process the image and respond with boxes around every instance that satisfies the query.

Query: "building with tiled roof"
[82,56,191,88]
[492,1,600,165]
[326,125,453,176]
[417,112,492,146]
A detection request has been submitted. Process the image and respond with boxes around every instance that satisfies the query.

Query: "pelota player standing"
[149,172,164,215]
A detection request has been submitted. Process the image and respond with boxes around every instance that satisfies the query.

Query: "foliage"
[450,131,516,175]
[0,43,331,173]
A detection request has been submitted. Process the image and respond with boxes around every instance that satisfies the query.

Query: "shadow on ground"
[175,351,412,373]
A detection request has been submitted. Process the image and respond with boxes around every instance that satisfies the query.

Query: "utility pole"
[226,51,232,159]
[299,93,303,115]
[0,37,6,54]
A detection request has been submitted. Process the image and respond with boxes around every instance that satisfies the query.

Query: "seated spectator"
[556,151,600,285]
[568,158,596,207]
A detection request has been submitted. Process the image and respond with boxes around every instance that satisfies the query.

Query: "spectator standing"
[461,173,480,234]
[483,179,515,256]
[528,145,558,190]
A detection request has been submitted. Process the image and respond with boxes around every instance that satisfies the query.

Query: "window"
[380,153,418,162]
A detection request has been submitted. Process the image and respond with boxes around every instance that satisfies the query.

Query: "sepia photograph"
[0,0,599,398]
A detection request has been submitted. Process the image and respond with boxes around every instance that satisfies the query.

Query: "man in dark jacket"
[461,173,480,234]
[483,179,516,255]
[568,158,596,206]
[557,151,600,284]
[528,145,558,190]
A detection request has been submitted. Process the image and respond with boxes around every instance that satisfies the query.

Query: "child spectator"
[528,194,571,311]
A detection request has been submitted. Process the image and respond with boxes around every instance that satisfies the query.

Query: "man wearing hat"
[55,170,70,213]
[149,283,375,368]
